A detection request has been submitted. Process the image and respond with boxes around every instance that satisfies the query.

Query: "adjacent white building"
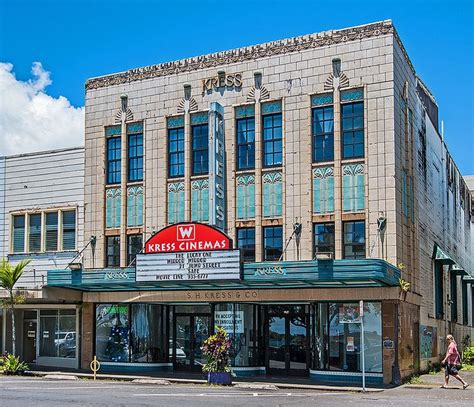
[0,147,84,367]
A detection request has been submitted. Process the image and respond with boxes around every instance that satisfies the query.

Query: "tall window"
[313,106,334,162]
[106,236,120,267]
[12,215,25,253]
[434,263,444,319]
[236,117,255,170]
[342,164,364,212]
[343,221,365,259]
[28,213,41,252]
[62,210,76,250]
[342,102,364,159]
[237,228,256,262]
[192,123,209,175]
[462,282,468,325]
[127,234,142,265]
[236,175,255,220]
[450,271,457,322]
[128,134,143,182]
[313,223,335,258]
[263,226,283,261]
[262,113,282,167]
[168,127,185,177]
[45,212,58,251]
[107,137,121,184]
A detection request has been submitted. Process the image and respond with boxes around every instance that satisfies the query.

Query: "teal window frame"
[341,101,364,159]
[343,221,365,259]
[262,171,282,218]
[106,236,120,268]
[62,210,76,250]
[127,133,143,182]
[434,263,444,319]
[106,137,121,185]
[106,188,121,229]
[263,225,283,261]
[12,214,25,253]
[191,179,209,222]
[462,281,468,325]
[450,271,457,322]
[28,213,41,252]
[342,164,364,212]
[236,175,255,220]
[45,212,58,251]
[127,186,143,227]
[167,182,185,224]
[237,227,256,262]
[313,167,334,214]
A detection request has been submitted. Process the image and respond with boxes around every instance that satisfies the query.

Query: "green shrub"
[0,353,28,375]
[462,346,474,364]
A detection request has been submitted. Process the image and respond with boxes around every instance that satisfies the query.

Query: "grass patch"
[461,364,474,371]
[407,375,423,385]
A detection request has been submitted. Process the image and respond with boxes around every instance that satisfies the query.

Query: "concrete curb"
[43,374,78,381]
[132,379,171,385]
[26,370,384,392]
[233,383,278,390]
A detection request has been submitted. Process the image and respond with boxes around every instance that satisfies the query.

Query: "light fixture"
[315,252,333,261]
[68,262,83,271]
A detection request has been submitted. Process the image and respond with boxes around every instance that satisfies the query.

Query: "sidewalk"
[24,366,386,393]
[406,369,474,390]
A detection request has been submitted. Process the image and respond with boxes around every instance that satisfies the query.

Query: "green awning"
[452,264,468,276]
[432,244,456,265]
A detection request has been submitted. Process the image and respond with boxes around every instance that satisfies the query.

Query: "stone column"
[119,95,128,268]
[184,112,191,221]
[333,89,343,259]
[254,101,263,262]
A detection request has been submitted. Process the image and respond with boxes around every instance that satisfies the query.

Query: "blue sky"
[0,0,473,173]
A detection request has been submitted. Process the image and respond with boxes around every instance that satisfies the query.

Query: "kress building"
[46,20,473,384]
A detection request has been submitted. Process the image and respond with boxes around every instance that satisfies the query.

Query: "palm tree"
[0,259,31,356]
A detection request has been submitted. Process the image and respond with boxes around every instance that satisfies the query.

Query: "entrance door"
[267,308,309,376]
[174,314,210,370]
[23,320,37,363]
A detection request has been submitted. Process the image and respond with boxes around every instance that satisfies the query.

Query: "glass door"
[268,316,286,371]
[288,315,308,374]
[266,306,309,376]
[174,314,210,370]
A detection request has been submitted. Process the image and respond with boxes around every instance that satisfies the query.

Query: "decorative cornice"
[86,20,395,91]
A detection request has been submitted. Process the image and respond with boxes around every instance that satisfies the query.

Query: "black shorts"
[445,364,459,376]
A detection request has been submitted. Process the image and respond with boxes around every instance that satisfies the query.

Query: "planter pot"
[207,372,232,385]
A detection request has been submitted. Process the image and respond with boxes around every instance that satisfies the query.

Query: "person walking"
[441,335,469,389]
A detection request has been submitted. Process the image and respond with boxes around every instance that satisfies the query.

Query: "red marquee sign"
[144,223,232,254]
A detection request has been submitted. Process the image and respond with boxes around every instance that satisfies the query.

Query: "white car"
[169,340,187,360]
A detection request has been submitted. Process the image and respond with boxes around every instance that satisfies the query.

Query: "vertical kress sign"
[136,223,241,282]
[208,102,226,231]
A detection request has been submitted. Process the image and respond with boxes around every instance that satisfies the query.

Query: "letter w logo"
[177,225,195,241]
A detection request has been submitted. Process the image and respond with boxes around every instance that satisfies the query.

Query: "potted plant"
[201,326,232,385]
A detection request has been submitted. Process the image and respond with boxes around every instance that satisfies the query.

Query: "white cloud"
[0,62,84,156]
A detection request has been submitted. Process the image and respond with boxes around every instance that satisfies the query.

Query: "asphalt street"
[0,377,472,407]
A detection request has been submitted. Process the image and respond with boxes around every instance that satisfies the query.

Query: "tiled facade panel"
[83,23,399,268]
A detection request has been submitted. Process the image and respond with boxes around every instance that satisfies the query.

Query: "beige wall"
[83,21,398,269]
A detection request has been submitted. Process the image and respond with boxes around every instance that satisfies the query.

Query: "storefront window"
[130,304,166,362]
[214,303,261,367]
[39,309,76,359]
[96,304,130,362]
[312,302,382,373]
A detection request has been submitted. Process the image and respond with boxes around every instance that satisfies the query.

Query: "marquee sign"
[136,250,241,282]
[144,223,232,254]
